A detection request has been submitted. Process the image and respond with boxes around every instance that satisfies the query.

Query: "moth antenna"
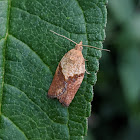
[50,30,77,45]
[50,30,110,52]
[82,45,110,52]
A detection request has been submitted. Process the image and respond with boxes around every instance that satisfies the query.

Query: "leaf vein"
[9,34,53,76]
[1,114,28,140]
[5,83,65,126]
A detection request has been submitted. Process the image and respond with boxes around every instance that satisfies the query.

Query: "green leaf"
[0,0,107,139]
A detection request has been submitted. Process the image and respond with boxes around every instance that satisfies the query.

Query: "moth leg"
[84,59,88,61]
[85,69,90,74]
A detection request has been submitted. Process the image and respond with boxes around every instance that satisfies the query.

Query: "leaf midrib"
[0,0,11,115]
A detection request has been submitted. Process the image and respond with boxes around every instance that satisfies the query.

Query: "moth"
[48,30,109,106]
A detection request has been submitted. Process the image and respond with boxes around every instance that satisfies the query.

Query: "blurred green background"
[86,0,140,140]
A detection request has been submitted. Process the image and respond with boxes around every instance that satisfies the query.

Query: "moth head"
[75,41,83,51]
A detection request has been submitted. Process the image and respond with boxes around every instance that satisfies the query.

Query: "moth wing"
[58,73,84,106]
[48,65,67,98]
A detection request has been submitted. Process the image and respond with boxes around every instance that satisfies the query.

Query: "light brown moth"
[48,30,109,106]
